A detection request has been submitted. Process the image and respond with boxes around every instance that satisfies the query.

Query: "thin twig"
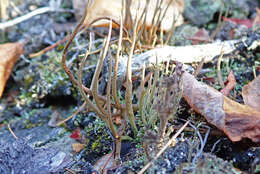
[56,102,86,126]
[137,120,190,174]
[65,168,76,174]
[0,7,73,30]
[29,36,69,58]
[8,123,18,139]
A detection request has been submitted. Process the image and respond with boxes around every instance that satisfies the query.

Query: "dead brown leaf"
[242,75,260,111]
[220,70,236,96]
[182,71,260,142]
[189,28,211,45]
[72,0,184,31]
[0,42,23,98]
[72,143,85,153]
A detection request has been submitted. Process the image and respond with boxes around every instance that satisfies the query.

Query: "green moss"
[91,137,102,151]
[14,49,78,106]
[24,120,42,129]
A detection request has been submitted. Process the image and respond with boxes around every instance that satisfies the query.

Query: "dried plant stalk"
[112,16,123,109]
[91,23,112,115]
[125,16,138,135]
[78,35,104,119]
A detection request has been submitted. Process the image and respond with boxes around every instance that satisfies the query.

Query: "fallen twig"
[0,6,73,30]
[137,120,190,174]
[116,35,260,78]
[8,123,18,139]
[29,36,69,58]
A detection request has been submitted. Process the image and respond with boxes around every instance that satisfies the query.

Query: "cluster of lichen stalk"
[62,0,183,162]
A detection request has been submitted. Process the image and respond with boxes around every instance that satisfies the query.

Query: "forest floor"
[0,0,260,174]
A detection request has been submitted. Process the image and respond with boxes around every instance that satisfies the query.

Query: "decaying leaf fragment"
[72,143,85,153]
[242,75,260,111]
[0,42,23,98]
[220,70,236,96]
[182,72,260,142]
[73,0,184,30]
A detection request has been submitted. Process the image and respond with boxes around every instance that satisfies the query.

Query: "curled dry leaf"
[0,42,23,98]
[220,70,236,96]
[242,75,260,111]
[73,0,184,30]
[182,71,260,142]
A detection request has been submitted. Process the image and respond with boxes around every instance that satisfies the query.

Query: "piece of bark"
[115,40,239,79]
[0,42,23,98]
[242,75,260,111]
[182,71,260,142]
[73,0,184,30]
[220,70,236,96]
